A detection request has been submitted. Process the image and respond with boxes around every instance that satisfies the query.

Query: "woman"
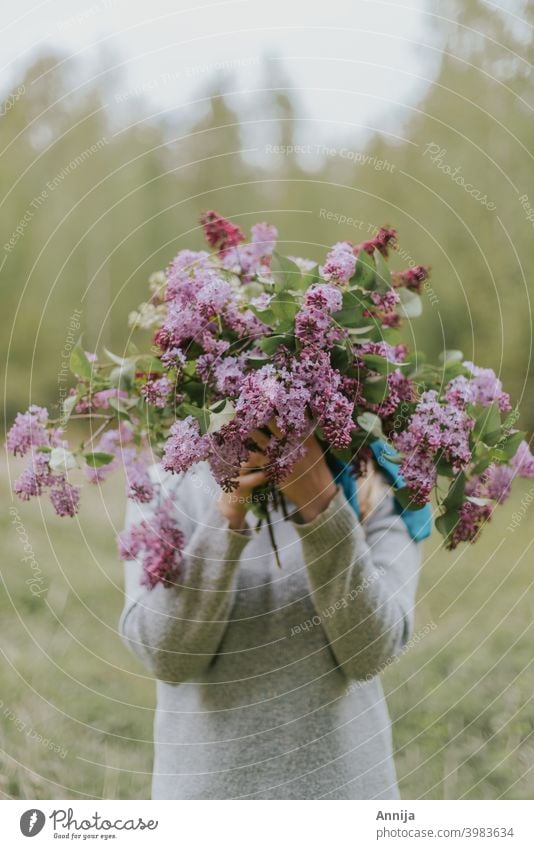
[119,429,424,799]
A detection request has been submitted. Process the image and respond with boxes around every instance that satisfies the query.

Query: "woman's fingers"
[237,468,268,491]
[241,449,267,471]
[265,418,283,439]
[250,428,270,449]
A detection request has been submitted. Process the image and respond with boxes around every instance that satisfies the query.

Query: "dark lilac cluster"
[118,497,185,589]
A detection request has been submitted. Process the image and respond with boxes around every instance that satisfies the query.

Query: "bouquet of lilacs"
[7,211,534,588]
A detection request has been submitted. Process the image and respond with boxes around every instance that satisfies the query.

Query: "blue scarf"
[326,440,432,542]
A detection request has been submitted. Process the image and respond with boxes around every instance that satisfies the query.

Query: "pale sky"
[2,0,439,154]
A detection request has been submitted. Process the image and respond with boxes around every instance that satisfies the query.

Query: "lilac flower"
[123,450,155,503]
[393,390,474,503]
[83,424,133,484]
[160,347,187,370]
[140,375,174,408]
[118,498,185,588]
[162,416,210,474]
[200,210,245,254]
[370,289,400,313]
[195,275,233,319]
[49,478,81,517]
[320,242,356,284]
[392,265,430,293]
[165,249,211,303]
[510,440,534,476]
[264,431,306,483]
[250,222,278,260]
[319,391,355,448]
[445,366,511,413]
[14,452,54,500]
[295,284,343,349]
[92,389,129,410]
[235,365,280,433]
[446,501,493,550]
[208,421,250,490]
[214,356,246,397]
[6,405,49,456]
[485,463,515,503]
[357,227,397,257]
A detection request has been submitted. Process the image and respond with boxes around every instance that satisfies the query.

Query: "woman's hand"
[356,459,387,522]
[217,451,268,531]
[252,426,337,524]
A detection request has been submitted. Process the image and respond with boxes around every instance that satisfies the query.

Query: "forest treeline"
[2,1,532,430]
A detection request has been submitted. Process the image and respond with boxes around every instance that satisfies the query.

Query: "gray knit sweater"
[119,461,423,800]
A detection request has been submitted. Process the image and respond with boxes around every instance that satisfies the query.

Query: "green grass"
[1,459,533,799]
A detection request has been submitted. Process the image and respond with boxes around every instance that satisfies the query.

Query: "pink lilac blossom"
[393,390,474,503]
[510,440,534,476]
[49,478,81,517]
[6,405,49,456]
[320,242,356,284]
[162,416,210,474]
[208,421,250,490]
[140,375,174,408]
[118,497,185,588]
[250,222,278,260]
[14,452,54,500]
[123,449,155,503]
[264,432,307,483]
[295,284,343,349]
[445,368,511,413]
[214,356,246,397]
[160,347,186,370]
[92,389,129,410]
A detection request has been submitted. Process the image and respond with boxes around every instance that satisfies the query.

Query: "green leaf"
[84,451,115,468]
[443,472,466,510]
[352,249,375,289]
[177,403,211,434]
[61,393,78,423]
[439,349,463,365]
[362,376,388,404]
[104,347,129,367]
[356,412,384,438]
[70,340,93,379]
[269,292,298,324]
[493,430,526,461]
[362,353,407,376]
[184,380,206,405]
[393,486,427,511]
[332,290,366,328]
[435,508,460,541]
[270,253,302,293]
[474,402,501,445]
[258,334,294,355]
[300,264,321,289]
[397,287,423,318]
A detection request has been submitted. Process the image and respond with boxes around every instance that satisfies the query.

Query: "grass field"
[1,458,533,800]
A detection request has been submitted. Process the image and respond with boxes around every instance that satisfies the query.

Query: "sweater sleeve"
[118,474,252,684]
[291,484,423,682]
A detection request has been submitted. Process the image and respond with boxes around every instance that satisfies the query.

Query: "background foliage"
[1,0,533,800]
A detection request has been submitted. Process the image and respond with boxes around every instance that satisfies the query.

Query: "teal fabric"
[326,440,432,542]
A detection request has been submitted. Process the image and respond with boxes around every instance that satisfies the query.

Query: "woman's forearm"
[119,497,251,683]
[291,488,423,681]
